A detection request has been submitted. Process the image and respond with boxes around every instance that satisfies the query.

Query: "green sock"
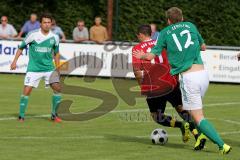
[19,95,29,118]
[52,94,62,116]
[198,119,224,149]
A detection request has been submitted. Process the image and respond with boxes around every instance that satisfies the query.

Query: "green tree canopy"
[0,0,239,46]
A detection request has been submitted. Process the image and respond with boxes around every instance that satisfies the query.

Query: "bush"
[1,0,239,46]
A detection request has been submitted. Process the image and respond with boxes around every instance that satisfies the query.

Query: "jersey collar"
[143,38,152,42]
[39,28,52,37]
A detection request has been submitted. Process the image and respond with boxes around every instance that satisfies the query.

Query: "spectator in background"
[17,13,40,38]
[51,18,66,42]
[0,16,17,39]
[72,20,89,42]
[237,53,240,61]
[90,16,108,44]
[150,23,160,40]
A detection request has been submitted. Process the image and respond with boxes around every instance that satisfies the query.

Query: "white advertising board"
[0,40,239,83]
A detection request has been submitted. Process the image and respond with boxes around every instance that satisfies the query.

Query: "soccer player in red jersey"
[132,25,206,148]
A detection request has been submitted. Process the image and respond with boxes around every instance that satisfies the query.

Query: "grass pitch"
[0,74,239,160]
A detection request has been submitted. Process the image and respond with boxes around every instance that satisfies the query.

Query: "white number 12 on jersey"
[172,30,194,52]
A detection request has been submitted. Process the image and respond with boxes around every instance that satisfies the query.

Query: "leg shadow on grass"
[0,113,50,121]
[104,134,218,154]
[104,134,186,149]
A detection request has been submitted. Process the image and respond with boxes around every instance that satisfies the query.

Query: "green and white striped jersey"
[19,29,59,72]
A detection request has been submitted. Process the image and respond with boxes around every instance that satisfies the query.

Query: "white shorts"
[24,71,60,88]
[179,70,209,110]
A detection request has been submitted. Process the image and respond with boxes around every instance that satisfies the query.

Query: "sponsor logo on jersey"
[35,47,52,53]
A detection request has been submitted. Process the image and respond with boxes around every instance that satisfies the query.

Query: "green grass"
[0,74,239,160]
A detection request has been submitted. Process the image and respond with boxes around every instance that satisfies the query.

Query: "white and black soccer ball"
[150,128,168,145]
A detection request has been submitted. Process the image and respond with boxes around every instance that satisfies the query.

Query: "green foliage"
[0,0,105,39]
[0,0,240,46]
[0,74,240,160]
[115,0,240,46]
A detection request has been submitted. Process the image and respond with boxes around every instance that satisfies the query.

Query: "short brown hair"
[166,7,183,24]
[40,13,52,23]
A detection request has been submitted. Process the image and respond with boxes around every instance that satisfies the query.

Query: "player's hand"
[1,34,9,39]
[237,53,240,61]
[201,43,206,51]
[61,38,66,42]
[132,50,145,59]
[10,61,17,70]
[135,70,144,79]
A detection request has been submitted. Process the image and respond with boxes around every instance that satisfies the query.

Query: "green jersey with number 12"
[19,29,59,72]
[151,21,204,75]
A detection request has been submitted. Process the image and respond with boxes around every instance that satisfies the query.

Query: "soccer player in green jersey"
[10,13,62,123]
[133,7,231,154]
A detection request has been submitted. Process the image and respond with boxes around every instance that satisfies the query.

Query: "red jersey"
[132,39,177,97]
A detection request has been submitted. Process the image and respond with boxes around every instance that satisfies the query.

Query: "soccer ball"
[150,128,168,145]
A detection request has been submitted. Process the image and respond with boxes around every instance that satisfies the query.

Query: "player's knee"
[189,110,204,124]
[51,83,61,93]
[23,86,33,96]
[56,87,61,93]
[23,90,31,96]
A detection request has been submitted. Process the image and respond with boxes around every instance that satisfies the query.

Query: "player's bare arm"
[10,48,23,70]
[133,50,155,60]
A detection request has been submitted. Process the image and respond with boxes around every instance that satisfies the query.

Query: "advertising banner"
[0,40,239,83]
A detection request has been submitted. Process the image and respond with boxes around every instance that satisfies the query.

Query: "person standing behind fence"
[51,18,66,42]
[72,20,89,43]
[17,13,40,38]
[90,16,108,44]
[150,23,160,40]
[0,16,17,39]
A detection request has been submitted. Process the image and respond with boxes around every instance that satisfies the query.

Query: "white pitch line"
[81,102,240,114]
[205,102,240,107]
[0,102,239,121]
[207,117,240,125]
[0,131,239,140]
[219,119,240,125]
[137,130,240,138]
[110,102,240,113]
[0,135,105,140]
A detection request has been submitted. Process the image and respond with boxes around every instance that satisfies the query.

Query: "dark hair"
[95,16,101,19]
[77,19,84,23]
[166,7,183,24]
[40,13,53,23]
[137,24,151,36]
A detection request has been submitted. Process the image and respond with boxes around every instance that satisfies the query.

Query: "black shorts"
[146,85,182,113]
